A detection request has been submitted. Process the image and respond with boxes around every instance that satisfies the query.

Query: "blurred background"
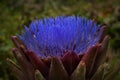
[0,0,120,80]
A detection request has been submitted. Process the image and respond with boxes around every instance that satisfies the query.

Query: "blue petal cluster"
[19,16,102,57]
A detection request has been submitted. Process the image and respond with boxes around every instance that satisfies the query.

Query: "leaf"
[48,57,69,80]
[71,61,86,80]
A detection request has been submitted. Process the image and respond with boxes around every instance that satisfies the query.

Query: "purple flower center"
[19,16,102,57]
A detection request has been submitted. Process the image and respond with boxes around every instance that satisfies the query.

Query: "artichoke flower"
[7,16,120,80]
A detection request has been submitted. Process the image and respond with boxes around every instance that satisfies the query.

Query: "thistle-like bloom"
[9,16,116,80]
[19,16,102,57]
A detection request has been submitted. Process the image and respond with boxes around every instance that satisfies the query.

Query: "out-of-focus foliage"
[0,0,120,80]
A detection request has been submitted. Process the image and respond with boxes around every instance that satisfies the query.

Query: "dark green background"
[0,0,120,80]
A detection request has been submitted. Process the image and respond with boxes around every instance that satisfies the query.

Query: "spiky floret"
[19,16,102,57]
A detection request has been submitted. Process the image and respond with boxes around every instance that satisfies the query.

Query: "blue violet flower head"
[11,16,109,80]
[19,16,103,57]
